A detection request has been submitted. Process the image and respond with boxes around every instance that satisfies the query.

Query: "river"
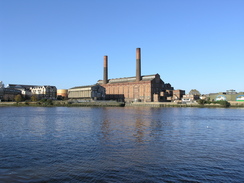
[0,107,244,182]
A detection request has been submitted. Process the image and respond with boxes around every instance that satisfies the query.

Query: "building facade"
[30,86,57,100]
[1,89,21,101]
[68,84,105,100]
[7,84,57,100]
[0,82,22,101]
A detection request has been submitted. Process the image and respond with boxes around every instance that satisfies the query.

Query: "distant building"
[57,89,68,100]
[182,94,200,103]
[30,86,57,100]
[98,73,174,102]
[7,84,57,100]
[0,82,21,101]
[0,81,4,101]
[173,90,185,101]
[208,90,244,102]
[0,81,4,88]
[97,48,179,102]
[68,84,105,100]
[2,89,21,101]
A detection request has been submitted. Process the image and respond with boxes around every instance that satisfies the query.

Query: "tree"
[197,99,206,105]
[189,89,201,96]
[14,94,22,103]
[31,95,38,102]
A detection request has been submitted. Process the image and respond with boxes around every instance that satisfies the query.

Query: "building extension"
[68,84,105,101]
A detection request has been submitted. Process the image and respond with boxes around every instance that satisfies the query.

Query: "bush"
[31,95,38,102]
[14,94,23,103]
[215,100,230,107]
[40,99,47,103]
[46,99,53,105]
[197,99,206,105]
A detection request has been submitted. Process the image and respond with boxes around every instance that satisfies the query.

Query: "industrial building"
[57,89,68,100]
[67,48,184,102]
[97,48,178,102]
[68,84,105,101]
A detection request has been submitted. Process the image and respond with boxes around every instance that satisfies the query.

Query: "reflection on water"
[0,107,244,182]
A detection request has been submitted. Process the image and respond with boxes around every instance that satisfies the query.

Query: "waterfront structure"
[182,94,200,103]
[167,90,186,101]
[0,82,4,101]
[208,89,244,102]
[2,88,21,101]
[181,89,201,103]
[68,84,105,100]
[57,89,68,99]
[97,48,178,102]
[0,82,22,101]
[30,86,57,100]
[7,84,57,100]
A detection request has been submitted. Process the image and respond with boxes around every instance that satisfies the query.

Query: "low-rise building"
[2,88,21,101]
[182,94,200,103]
[68,84,105,100]
[0,81,21,101]
[7,84,57,100]
[30,86,57,100]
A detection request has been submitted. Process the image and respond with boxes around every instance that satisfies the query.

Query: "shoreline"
[0,101,244,108]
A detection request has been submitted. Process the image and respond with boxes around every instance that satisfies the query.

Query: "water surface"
[0,107,244,182]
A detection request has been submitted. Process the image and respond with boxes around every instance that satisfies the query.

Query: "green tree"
[216,100,230,107]
[197,99,206,105]
[189,89,201,96]
[46,99,53,105]
[14,94,22,103]
[31,95,38,102]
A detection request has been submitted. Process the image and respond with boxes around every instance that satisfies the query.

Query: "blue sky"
[0,0,243,94]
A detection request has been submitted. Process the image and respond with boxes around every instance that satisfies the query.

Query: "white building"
[30,86,57,100]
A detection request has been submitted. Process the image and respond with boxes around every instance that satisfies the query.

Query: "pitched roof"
[69,84,97,90]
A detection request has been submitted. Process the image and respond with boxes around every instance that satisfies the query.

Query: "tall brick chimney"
[136,48,141,82]
[103,55,108,84]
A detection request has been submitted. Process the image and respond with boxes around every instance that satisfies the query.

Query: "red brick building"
[97,48,174,102]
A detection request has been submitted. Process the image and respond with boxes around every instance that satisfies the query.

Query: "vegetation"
[31,95,38,102]
[215,100,230,107]
[197,99,230,107]
[40,99,53,106]
[14,94,23,103]
[189,89,201,96]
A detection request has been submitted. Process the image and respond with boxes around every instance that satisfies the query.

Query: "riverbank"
[127,101,244,108]
[0,101,243,108]
[0,101,125,107]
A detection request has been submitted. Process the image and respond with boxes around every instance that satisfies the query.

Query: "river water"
[0,106,243,182]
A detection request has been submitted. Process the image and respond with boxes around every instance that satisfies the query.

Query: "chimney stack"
[136,48,141,82]
[103,55,108,84]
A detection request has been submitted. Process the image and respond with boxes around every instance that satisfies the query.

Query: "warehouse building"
[68,84,105,101]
